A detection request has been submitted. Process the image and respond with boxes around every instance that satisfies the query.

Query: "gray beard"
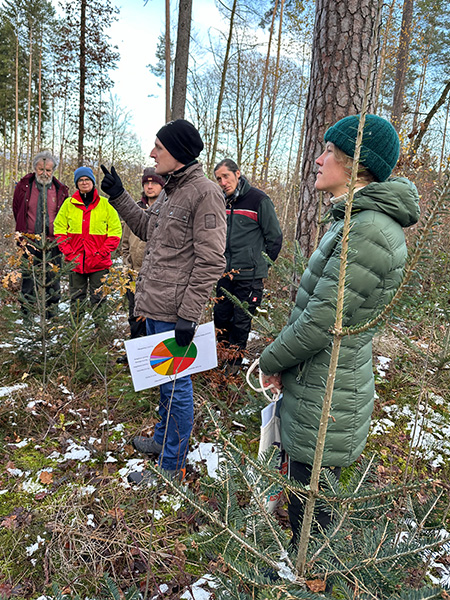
[36,173,52,186]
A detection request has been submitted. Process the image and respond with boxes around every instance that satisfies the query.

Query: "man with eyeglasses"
[12,151,69,319]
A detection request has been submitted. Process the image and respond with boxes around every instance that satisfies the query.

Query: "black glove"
[100,164,124,199]
[175,318,197,347]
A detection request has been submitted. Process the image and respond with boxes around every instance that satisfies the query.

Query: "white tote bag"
[247,359,288,512]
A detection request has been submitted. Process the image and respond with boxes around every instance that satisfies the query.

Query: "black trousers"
[288,461,341,549]
[20,244,61,316]
[214,277,264,357]
[126,288,147,338]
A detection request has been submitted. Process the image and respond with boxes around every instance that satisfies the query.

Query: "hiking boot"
[132,436,163,457]
[127,468,185,486]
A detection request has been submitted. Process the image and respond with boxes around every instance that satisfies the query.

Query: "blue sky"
[109,0,223,157]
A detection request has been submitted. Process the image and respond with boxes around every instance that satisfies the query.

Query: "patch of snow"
[47,451,61,460]
[376,356,391,377]
[180,574,218,599]
[7,467,24,477]
[79,485,96,496]
[151,584,169,599]
[113,423,125,432]
[187,443,220,478]
[0,383,28,397]
[105,452,117,463]
[63,441,91,462]
[86,514,95,528]
[26,535,46,556]
[99,419,114,427]
[22,478,45,494]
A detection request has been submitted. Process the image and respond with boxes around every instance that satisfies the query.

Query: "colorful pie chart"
[150,338,197,376]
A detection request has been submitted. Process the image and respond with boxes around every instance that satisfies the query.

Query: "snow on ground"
[0,383,28,398]
[371,393,450,467]
[187,443,220,478]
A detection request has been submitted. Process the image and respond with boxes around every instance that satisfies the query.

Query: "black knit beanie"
[156,119,204,165]
[324,114,400,182]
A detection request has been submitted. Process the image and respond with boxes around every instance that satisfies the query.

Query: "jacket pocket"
[160,205,191,249]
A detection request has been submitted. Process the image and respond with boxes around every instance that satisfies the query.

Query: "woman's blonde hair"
[332,145,376,185]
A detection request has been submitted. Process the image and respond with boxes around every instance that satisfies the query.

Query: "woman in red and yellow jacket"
[54,167,122,311]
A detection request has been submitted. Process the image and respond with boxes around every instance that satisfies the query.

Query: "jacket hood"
[331,177,420,228]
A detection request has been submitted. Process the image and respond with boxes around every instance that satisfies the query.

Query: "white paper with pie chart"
[125,321,217,391]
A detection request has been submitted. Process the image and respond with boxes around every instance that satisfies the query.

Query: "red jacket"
[12,173,69,236]
[54,190,122,274]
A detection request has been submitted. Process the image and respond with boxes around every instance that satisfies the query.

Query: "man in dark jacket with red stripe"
[213,159,283,372]
[12,151,69,318]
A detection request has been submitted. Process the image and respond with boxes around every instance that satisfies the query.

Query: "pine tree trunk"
[38,47,42,150]
[78,0,87,164]
[373,0,396,114]
[252,0,279,180]
[171,0,193,120]
[208,0,238,176]
[261,0,285,183]
[295,0,377,258]
[391,0,414,131]
[14,34,19,188]
[165,0,171,122]
[26,25,33,173]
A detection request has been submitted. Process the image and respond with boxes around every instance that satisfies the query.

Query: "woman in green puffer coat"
[259,114,420,548]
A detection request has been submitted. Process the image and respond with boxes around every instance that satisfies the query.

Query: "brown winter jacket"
[109,162,227,323]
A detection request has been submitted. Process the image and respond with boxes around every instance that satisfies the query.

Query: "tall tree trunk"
[410,44,430,134]
[78,0,87,165]
[26,25,33,173]
[38,46,42,150]
[295,0,378,258]
[391,0,414,131]
[171,0,193,120]
[439,98,450,181]
[208,0,238,176]
[261,0,285,183]
[252,0,279,181]
[165,0,171,122]
[373,0,396,114]
[14,33,19,187]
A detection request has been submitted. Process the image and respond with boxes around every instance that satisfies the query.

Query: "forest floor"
[1,249,450,598]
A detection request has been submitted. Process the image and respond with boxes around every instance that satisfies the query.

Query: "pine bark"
[295,0,377,258]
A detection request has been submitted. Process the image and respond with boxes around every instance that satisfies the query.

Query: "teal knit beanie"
[324,114,400,182]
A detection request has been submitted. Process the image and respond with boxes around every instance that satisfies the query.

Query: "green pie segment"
[150,338,197,376]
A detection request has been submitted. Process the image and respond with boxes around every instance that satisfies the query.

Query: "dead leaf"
[39,471,53,485]
[306,578,326,592]
[1,515,17,530]
[107,507,124,520]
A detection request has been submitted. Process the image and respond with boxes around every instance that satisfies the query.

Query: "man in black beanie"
[100,119,226,485]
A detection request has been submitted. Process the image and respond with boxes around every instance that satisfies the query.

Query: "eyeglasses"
[78,178,92,183]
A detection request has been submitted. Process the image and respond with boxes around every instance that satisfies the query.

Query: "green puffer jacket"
[259,177,420,467]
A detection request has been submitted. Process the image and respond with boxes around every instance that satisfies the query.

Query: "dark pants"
[20,244,61,318]
[126,288,147,338]
[214,277,264,361]
[69,269,109,311]
[288,461,341,549]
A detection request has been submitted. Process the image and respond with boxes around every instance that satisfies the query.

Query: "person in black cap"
[120,167,165,345]
[100,119,227,485]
